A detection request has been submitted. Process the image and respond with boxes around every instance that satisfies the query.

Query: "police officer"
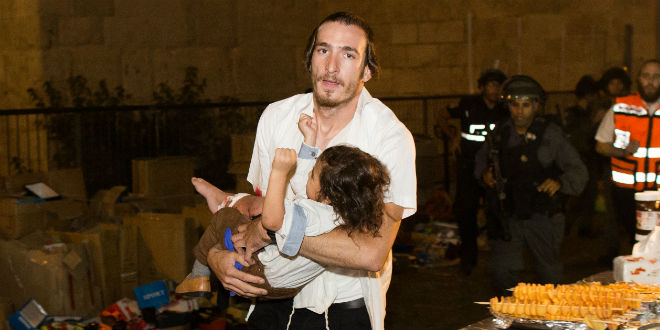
[437,69,508,275]
[474,75,587,296]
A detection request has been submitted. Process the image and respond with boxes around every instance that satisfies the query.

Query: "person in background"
[594,59,660,249]
[474,75,587,296]
[436,69,508,276]
[599,66,632,104]
[562,75,602,238]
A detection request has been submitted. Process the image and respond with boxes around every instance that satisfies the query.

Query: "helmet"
[500,75,546,104]
[477,69,507,87]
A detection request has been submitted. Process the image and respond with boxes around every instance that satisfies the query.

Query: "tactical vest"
[497,117,562,218]
[610,94,660,191]
[458,95,509,159]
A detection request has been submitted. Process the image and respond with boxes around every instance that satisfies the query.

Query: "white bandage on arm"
[217,193,251,212]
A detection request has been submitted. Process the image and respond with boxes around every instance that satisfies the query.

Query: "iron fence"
[0,92,573,198]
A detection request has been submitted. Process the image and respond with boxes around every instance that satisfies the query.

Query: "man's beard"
[639,81,660,102]
[312,75,359,108]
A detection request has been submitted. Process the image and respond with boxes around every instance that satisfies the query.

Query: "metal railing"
[0,92,573,197]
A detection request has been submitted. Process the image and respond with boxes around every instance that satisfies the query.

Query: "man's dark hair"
[478,69,507,88]
[599,66,631,93]
[316,145,390,237]
[304,12,380,79]
[574,75,599,99]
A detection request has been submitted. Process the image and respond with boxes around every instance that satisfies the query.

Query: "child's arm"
[289,113,318,197]
[298,113,317,147]
[261,148,297,231]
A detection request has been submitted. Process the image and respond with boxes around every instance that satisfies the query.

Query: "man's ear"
[362,66,372,83]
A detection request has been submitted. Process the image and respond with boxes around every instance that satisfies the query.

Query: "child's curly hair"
[316,145,390,237]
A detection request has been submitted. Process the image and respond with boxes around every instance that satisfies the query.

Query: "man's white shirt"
[247,88,417,330]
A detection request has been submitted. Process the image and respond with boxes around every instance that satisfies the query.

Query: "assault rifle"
[484,127,511,241]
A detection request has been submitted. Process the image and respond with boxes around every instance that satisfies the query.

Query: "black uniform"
[474,117,587,296]
[450,94,509,274]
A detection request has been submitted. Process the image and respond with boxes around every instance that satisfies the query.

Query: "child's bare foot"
[192,177,228,213]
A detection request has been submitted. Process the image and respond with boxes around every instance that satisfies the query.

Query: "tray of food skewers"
[478,282,660,330]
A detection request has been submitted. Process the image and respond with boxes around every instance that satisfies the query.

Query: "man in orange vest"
[595,59,660,246]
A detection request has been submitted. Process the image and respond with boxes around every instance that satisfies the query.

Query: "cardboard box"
[2,168,86,200]
[613,255,660,284]
[92,186,201,220]
[227,161,252,194]
[0,168,88,239]
[0,233,101,317]
[0,197,87,239]
[49,224,121,308]
[123,213,196,284]
[47,168,87,201]
[132,156,196,197]
[119,224,139,298]
[0,297,15,330]
[0,198,52,239]
[90,186,131,221]
[124,194,199,214]
[181,203,213,230]
[230,134,255,164]
[1,172,48,195]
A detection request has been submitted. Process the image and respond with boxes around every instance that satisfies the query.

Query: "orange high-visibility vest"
[610,94,660,191]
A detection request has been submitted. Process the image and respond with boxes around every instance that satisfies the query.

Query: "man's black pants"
[247,298,371,330]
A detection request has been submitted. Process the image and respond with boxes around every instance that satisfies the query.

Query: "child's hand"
[272,148,297,174]
[298,113,317,147]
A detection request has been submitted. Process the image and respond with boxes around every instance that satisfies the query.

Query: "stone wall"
[0,0,657,182]
[0,0,657,109]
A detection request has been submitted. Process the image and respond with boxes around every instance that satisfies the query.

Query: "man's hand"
[625,139,640,156]
[537,178,561,197]
[482,167,496,188]
[232,218,271,264]
[206,247,267,297]
[233,195,264,219]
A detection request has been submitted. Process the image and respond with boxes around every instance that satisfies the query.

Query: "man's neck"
[483,95,496,110]
[514,121,531,135]
[313,91,361,150]
[515,126,528,135]
[642,95,660,116]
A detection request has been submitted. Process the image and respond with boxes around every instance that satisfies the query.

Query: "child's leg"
[192,207,250,267]
[177,207,251,296]
[192,177,229,213]
[186,207,302,299]
[190,259,211,278]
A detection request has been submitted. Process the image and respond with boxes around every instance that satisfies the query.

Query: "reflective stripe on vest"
[613,103,647,116]
[612,171,660,185]
[632,147,660,158]
[461,132,485,142]
[461,123,497,142]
